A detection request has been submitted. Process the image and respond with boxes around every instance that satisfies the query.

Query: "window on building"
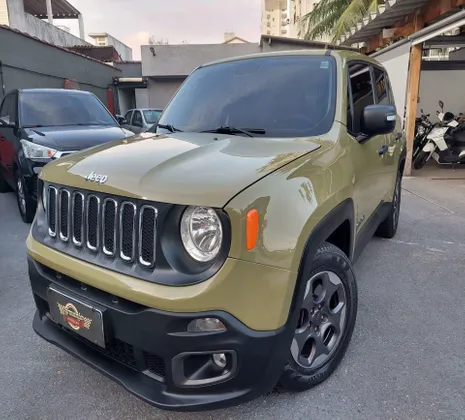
[347,63,375,134]
[373,67,389,105]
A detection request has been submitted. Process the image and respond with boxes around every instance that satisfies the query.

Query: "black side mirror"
[361,105,397,138]
[116,116,128,125]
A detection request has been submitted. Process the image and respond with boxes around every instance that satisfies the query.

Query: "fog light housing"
[212,353,227,369]
[187,318,226,333]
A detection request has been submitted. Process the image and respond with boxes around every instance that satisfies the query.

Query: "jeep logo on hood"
[85,171,108,184]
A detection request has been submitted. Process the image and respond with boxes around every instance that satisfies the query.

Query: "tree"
[300,0,378,42]
[148,35,169,45]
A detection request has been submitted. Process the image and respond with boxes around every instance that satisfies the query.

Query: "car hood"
[39,132,321,207]
[23,125,133,151]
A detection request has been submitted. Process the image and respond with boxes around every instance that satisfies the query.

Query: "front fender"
[224,136,355,273]
[422,141,437,153]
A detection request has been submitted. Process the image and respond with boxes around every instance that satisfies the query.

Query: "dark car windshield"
[157,55,336,138]
[143,110,162,124]
[20,91,117,127]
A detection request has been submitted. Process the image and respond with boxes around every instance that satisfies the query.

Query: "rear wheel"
[278,242,357,392]
[15,169,36,223]
[413,151,429,170]
[376,171,401,239]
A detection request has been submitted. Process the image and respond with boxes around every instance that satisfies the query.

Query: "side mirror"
[116,116,128,125]
[361,105,397,137]
[438,100,444,111]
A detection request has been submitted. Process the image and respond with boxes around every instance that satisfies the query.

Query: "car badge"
[85,171,108,184]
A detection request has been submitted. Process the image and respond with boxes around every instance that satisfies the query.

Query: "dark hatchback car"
[0,89,134,223]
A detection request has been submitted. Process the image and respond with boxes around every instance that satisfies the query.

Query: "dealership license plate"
[47,287,106,348]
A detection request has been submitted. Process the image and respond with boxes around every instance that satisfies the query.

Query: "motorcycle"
[413,100,463,170]
[412,109,433,163]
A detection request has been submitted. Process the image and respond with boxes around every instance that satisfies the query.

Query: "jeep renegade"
[27,50,406,412]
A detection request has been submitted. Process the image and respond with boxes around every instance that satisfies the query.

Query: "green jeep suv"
[27,49,405,411]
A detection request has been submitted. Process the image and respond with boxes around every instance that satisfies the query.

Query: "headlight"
[417,126,426,135]
[180,206,223,262]
[20,140,57,160]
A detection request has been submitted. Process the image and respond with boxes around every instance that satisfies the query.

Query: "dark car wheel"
[0,166,12,193]
[278,242,357,392]
[376,171,402,239]
[15,169,36,223]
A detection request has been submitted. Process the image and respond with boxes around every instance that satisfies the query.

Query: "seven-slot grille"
[45,186,157,268]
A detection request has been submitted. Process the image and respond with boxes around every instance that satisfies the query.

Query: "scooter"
[413,100,462,170]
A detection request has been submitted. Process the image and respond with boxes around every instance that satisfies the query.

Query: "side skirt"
[353,202,391,263]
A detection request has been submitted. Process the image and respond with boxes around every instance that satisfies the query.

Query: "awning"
[336,0,430,46]
[24,0,81,19]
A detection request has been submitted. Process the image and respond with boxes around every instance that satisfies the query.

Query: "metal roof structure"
[24,0,81,19]
[336,0,430,46]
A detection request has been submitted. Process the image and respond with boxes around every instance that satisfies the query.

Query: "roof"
[336,0,430,46]
[201,48,364,68]
[0,25,121,71]
[260,34,359,51]
[223,36,250,44]
[24,0,81,19]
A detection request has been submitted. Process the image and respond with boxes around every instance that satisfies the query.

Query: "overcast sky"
[59,0,262,59]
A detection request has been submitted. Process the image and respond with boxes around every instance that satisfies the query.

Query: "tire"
[15,169,36,223]
[0,166,12,193]
[278,242,358,392]
[413,151,429,170]
[376,171,401,239]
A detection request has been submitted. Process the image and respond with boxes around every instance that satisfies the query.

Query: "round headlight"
[417,125,426,135]
[180,206,223,262]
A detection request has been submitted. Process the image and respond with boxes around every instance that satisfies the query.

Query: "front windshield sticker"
[320,61,329,69]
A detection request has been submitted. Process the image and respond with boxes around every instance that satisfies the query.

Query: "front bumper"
[29,257,293,411]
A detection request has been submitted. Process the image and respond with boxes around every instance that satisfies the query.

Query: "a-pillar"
[46,0,53,25]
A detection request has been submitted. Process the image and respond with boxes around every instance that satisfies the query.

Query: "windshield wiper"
[157,123,183,133]
[200,126,266,137]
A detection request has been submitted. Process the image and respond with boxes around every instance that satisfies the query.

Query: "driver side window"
[132,111,143,127]
[0,94,17,125]
[347,64,375,135]
[124,110,133,122]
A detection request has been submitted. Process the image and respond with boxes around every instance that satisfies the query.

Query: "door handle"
[378,145,389,155]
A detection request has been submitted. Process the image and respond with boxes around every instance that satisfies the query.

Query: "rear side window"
[373,67,389,105]
[158,56,337,138]
[347,63,375,134]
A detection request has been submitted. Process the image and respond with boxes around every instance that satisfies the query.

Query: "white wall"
[135,88,149,108]
[107,34,132,61]
[418,69,465,117]
[147,79,185,109]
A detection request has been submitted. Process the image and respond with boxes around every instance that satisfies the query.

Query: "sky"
[58,0,262,59]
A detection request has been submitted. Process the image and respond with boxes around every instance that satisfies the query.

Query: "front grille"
[143,351,166,378]
[44,185,158,270]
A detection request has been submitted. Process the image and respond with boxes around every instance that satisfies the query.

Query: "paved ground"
[1,177,465,420]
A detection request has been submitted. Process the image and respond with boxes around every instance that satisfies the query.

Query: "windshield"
[143,110,162,124]
[20,91,117,127]
[158,55,336,138]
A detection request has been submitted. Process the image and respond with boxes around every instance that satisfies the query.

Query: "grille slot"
[72,192,84,246]
[46,186,157,270]
[87,195,100,251]
[139,206,157,267]
[48,187,57,237]
[59,189,70,241]
[120,202,136,262]
[103,199,117,256]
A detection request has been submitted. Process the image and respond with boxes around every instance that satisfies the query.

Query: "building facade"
[261,0,330,41]
[89,33,133,61]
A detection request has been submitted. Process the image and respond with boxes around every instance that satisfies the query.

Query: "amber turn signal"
[246,209,259,250]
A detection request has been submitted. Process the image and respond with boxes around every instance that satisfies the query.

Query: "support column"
[404,43,423,176]
[78,14,85,40]
[46,0,53,25]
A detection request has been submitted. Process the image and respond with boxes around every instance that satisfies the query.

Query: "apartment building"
[262,0,330,41]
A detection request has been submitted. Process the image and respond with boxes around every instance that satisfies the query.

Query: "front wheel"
[278,242,357,392]
[413,150,430,170]
[15,169,36,223]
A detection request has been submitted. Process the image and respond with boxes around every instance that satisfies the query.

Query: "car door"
[373,66,403,201]
[122,110,133,131]
[0,92,19,186]
[131,110,144,134]
[346,63,387,234]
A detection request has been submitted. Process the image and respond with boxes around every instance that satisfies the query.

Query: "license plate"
[47,287,106,348]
